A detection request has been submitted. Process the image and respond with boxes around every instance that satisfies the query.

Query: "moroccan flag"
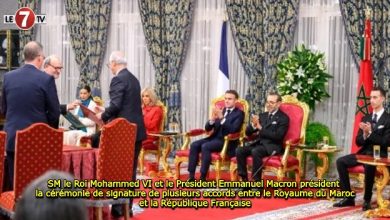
[216,20,229,97]
[351,17,373,153]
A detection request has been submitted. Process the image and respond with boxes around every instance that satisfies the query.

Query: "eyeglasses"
[266,101,278,105]
[48,63,63,71]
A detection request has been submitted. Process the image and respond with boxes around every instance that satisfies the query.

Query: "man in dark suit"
[95,51,146,217]
[188,90,244,181]
[1,41,60,186]
[42,55,78,114]
[236,91,289,183]
[334,87,390,211]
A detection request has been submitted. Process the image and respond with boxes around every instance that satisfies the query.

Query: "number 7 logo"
[15,7,36,30]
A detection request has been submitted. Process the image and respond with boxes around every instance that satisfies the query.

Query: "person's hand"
[96,112,102,120]
[251,114,261,129]
[94,105,105,113]
[359,122,372,136]
[67,100,80,110]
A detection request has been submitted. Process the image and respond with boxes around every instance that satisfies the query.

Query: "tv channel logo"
[3,7,46,30]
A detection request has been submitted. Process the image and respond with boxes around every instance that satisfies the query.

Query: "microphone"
[251,150,277,179]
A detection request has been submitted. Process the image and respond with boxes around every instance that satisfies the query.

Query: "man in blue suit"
[1,41,60,186]
[188,90,244,181]
[95,51,146,218]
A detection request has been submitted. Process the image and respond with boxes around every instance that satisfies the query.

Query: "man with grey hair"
[1,41,60,187]
[43,55,78,114]
[94,51,146,217]
[43,55,63,79]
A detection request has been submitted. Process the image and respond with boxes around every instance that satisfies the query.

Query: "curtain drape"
[339,1,390,105]
[18,0,41,64]
[139,0,195,126]
[64,0,111,96]
[225,0,299,114]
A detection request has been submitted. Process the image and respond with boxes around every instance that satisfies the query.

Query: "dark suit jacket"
[246,109,289,155]
[205,107,244,156]
[356,112,390,156]
[102,68,146,142]
[1,64,60,152]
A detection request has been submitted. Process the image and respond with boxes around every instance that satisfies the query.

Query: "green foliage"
[305,122,336,147]
[305,122,336,175]
[277,44,332,110]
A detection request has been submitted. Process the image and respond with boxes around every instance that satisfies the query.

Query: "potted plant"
[304,122,336,177]
[277,44,332,110]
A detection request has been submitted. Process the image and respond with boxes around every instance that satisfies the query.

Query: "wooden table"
[148,131,183,178]
[357,155,390,218]
[302,147,340,179]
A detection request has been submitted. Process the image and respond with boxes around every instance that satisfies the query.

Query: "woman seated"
[63,85,97,146]
[142,87,163,145]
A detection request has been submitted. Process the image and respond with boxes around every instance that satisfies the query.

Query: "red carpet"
[97,161,386,220]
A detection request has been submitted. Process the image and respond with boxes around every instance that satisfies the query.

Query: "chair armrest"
[179,129,207,150]
[281,141,291,169]
[220,132,241,160]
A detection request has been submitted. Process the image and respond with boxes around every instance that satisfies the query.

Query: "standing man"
[95,51,146,217]
[1,41,60,186]
[187,90,244,181]
[236,92,289,183]
[334,87,390,211]
[42,55,78,113]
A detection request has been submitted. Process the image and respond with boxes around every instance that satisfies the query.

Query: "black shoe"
[333,198,355,207]
[187,177,195,182]
[362,200,371,211]
[111,205,123,218]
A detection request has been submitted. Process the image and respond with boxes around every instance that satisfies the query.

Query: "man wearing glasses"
[236,91,289,185]
[43,55,78,114]
[43,55,63,79]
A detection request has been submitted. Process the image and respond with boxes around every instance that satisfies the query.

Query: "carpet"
[103,159,387,220]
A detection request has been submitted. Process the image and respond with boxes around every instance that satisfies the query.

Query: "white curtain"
[35,0,356,154]
[295,0,358,155]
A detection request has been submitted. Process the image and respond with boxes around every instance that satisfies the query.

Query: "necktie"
[226,109,231,116]
[372,113,378,128]
[268,113,273,121]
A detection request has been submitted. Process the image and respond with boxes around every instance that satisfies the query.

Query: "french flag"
[216,20,229,96]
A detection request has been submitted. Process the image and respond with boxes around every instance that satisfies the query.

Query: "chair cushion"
[348,165,364,173]
[0,191,15,211]
[142,140,158,150]
[230,156,253,164]
[176,150,190,157]
[211,152,231,161]
[263,155,299,167]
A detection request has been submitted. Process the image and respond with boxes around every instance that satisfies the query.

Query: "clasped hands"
[210,107,223,121]
[359,122,373,137]
[251,114,262,130]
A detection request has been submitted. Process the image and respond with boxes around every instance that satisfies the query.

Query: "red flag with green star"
[351,16,373,153]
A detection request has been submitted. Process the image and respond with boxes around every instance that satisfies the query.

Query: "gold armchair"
[138,100,167,174]
[230,95,309,181]
[174,96,249,181]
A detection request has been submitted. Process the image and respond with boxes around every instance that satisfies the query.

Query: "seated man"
[188,90,244,181]
[334,87,390,211]
[236,91,289,183]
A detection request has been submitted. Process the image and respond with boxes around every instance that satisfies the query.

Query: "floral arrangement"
[277,44,332,110]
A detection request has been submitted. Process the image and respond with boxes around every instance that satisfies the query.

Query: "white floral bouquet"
[277,44,332,110]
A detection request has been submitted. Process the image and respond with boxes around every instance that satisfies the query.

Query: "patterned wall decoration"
[139,0,195,127]
[226,0,299,114]
[64,0,112,97]
[18,0,41,64]
[340,1,390,105]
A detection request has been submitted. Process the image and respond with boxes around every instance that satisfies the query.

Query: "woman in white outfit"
[63,85,97,146]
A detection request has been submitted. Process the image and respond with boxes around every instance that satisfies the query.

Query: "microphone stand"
[251,150,277,180]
